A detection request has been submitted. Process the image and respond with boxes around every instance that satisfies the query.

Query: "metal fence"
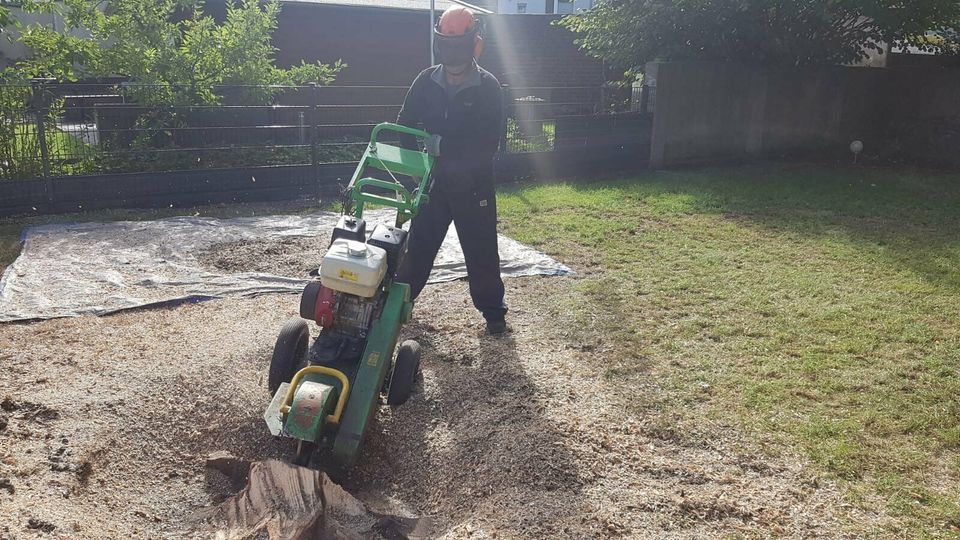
[0,81,621,181]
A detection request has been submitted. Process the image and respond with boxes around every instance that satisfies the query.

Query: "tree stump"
[198,452,429,540]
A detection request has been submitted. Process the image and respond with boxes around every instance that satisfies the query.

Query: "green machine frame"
[346,122,435,228]
[277,122,434,466]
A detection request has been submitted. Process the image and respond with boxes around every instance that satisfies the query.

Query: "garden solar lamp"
[850,140,863,163]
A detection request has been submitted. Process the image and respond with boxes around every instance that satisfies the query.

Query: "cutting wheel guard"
[281,365,351,425]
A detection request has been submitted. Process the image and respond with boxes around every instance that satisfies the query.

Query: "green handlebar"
[353,177,411,201]
[352,176,429,225]
[369,122,431,144]
[345,122,435,227]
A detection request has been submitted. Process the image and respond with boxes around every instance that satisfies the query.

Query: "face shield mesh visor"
[433,28,477,67]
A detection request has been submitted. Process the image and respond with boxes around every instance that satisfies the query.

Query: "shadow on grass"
[502,163,960,293]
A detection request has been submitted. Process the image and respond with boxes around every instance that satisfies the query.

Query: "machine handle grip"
[353,177,411,199]
[369,122,431,145]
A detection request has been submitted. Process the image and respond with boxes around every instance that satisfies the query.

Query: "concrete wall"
[648,61,960,168]
[888,67,960,121]
[648,62,765,167]
[884,67,960,165]
[760,66,889,154]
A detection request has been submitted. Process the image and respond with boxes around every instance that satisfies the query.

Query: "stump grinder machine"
[263,123,434,467]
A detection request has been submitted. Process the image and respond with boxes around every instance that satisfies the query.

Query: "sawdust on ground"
[195,231,332,277]
[0,240,872,539]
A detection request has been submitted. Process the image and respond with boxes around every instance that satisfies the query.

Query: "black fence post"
[30,79,52,180]
[309,82,320,180]
[30,78,56,204]
[499,83,510,154]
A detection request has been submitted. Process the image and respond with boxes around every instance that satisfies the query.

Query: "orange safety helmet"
[434,6,484,67]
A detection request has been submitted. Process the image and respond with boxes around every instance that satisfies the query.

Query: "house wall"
[497,0,547,14]
[0,4,95,69]
[273,8,607,94]
[272,3,432,87]
[466,0,499,11]
[496,0,592,14]
[480,14,604,89]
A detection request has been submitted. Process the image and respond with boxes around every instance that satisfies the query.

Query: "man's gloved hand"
[424,134,442,157]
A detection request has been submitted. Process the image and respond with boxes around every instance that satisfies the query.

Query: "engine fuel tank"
[320,239,387,298]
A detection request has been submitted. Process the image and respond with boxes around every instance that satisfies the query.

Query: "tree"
[559,0,960,72]
[12,0,342,104]
[1,0,345,178]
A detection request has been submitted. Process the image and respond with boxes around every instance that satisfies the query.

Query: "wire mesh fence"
[0,81,633,181]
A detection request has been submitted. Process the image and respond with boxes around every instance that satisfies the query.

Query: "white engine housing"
[320,239,387,298]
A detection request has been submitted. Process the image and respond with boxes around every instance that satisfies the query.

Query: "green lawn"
[8,123,89,159]
[506,118,556,152]
[496,164,960,537]
[2,123,96,179]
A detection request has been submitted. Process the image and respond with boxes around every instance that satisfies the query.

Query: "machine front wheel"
[387,340,421,406]
[299,280,322,321]
[268,317,310,395]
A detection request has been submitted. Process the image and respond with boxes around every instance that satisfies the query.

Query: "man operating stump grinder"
[394,6,509,335]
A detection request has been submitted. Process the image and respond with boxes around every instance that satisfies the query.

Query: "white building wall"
[497,0,592,14]
[1,7,60,68]
[1,4,93,69]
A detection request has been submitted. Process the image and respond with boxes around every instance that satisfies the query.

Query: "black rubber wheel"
[387,340,421,406]
[268,317,310,395]
[299,280,323,320]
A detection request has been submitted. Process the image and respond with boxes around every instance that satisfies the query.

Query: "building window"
[517,2,526,13]
[557,0,574,14]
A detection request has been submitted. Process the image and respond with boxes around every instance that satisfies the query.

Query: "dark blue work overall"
[395,63,507,323]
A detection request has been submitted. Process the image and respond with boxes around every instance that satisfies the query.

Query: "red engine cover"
[314,285,337,327]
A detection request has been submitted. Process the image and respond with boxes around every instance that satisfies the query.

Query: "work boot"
[485,318,508,335]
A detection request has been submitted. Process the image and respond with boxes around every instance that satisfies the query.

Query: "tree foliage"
[0,4,16,69]
[0,6,12,31]
[11,0,342,104]
[560,0,960,72]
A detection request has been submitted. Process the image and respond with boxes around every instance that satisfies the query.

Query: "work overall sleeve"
[397,71,429,151]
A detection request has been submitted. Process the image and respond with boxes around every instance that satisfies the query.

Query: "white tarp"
[0,209,573,322]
